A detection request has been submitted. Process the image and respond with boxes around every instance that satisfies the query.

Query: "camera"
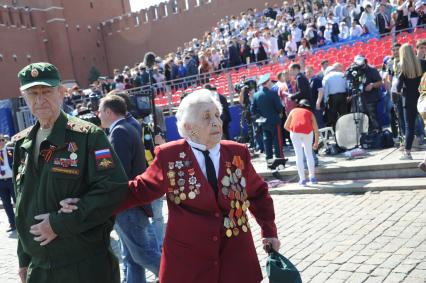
[345,63,367,96]
[234,78,257,106]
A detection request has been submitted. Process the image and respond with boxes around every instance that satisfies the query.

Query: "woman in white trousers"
[284,99,320,186]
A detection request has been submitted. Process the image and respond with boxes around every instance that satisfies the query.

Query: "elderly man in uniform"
[251,74,284,161]
[12,62,128,283]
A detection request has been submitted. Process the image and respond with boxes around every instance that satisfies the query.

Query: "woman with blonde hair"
[397,43,425,159]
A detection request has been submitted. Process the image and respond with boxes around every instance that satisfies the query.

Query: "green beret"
[18,62,61,91]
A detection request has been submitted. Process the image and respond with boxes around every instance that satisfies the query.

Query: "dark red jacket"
[118,139,278,283]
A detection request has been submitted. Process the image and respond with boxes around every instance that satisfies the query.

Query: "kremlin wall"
[0,0,282,100]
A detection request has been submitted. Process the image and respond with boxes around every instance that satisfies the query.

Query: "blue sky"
[129,0,168,11]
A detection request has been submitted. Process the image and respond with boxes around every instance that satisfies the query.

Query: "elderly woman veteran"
[114,89,279,282]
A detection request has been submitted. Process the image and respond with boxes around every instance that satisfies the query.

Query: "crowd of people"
[100,0,426,92]
[235,38,426,187]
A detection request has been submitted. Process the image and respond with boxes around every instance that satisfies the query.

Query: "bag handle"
[264,242,274,254]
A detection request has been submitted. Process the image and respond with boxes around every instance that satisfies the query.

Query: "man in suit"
[289,63,313,106]
[376,4,390,35]
[98,95,161,283]
[204,84,232,140]
[228,39,242,68]
[251,74,284,160]
[0,134,15,232]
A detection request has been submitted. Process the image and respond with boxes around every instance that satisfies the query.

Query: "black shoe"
[6,224,16,232]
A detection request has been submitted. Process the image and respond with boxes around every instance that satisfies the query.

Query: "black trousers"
[404,102,417,151]
[0,178,15,226]
[364,101,381,133]
[326,93,348,129]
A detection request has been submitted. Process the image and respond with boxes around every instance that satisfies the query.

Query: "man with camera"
[346,56,383,133]
[356,56,383,133]
[237,80,261,150]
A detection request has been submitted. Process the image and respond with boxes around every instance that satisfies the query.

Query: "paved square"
[1,190,425,283]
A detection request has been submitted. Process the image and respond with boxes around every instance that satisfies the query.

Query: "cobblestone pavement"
[1,190,426,283]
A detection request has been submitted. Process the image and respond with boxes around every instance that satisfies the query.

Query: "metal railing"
[126,58,280,113]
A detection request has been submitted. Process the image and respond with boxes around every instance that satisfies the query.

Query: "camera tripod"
[350,93,367,148]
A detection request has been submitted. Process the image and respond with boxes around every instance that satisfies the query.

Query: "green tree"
[88,66,101,84]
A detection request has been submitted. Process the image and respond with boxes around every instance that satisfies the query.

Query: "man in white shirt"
[291,23,302,47]
[285,34,298,60]
[350,20,364,37]
[250,32,261,56]
[0,134,15,232]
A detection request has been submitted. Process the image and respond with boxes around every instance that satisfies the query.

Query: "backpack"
[381,129,394,148]
[360,130,394,149]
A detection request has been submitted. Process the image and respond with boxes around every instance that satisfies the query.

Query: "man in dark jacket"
[376,4,390,35]
[289,63,313,106]
[98,95,161,283]
[0,134,15,233]
[228,40,242,68]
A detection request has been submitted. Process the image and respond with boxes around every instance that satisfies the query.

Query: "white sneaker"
[400,152,413,160]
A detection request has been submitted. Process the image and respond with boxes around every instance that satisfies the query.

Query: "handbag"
[265,245,302,283]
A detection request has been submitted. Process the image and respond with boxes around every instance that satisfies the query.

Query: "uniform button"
[214,212,220,218]
[212,236,218,242]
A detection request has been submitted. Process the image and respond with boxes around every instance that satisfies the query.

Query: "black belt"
[329,92,346,96]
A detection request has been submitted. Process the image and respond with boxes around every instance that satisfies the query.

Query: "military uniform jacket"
[119,139,278,283]
[251,87,283,130]
[12,111,128,269]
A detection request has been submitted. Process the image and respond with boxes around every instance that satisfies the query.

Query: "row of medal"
[52,142,79,168]
[224,199,251,237]
[221,161,251,238]
[166,153,201,205]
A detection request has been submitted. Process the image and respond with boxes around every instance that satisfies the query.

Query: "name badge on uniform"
[94,149,115,170]
[51,167,80,175]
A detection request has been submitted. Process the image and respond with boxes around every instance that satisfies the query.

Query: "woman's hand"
[262,237,281,252]
[58,198,80,213]
[313,140,319,150]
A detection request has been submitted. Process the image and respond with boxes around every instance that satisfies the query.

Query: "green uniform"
[12,111,128,283]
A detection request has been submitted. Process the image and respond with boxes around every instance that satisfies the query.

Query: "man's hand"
[316,102,321,111]
[262,237,281,252]
[365,83,374,92]
[18,267,27,283]
[154,134,166,145]
[29,214,57,246]
[59,198,80,213]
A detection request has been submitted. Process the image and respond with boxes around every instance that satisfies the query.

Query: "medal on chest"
[167,152,199,205]
[221,156,250,238]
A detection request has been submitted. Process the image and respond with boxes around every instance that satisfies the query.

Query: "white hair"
[176,89,223,138]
